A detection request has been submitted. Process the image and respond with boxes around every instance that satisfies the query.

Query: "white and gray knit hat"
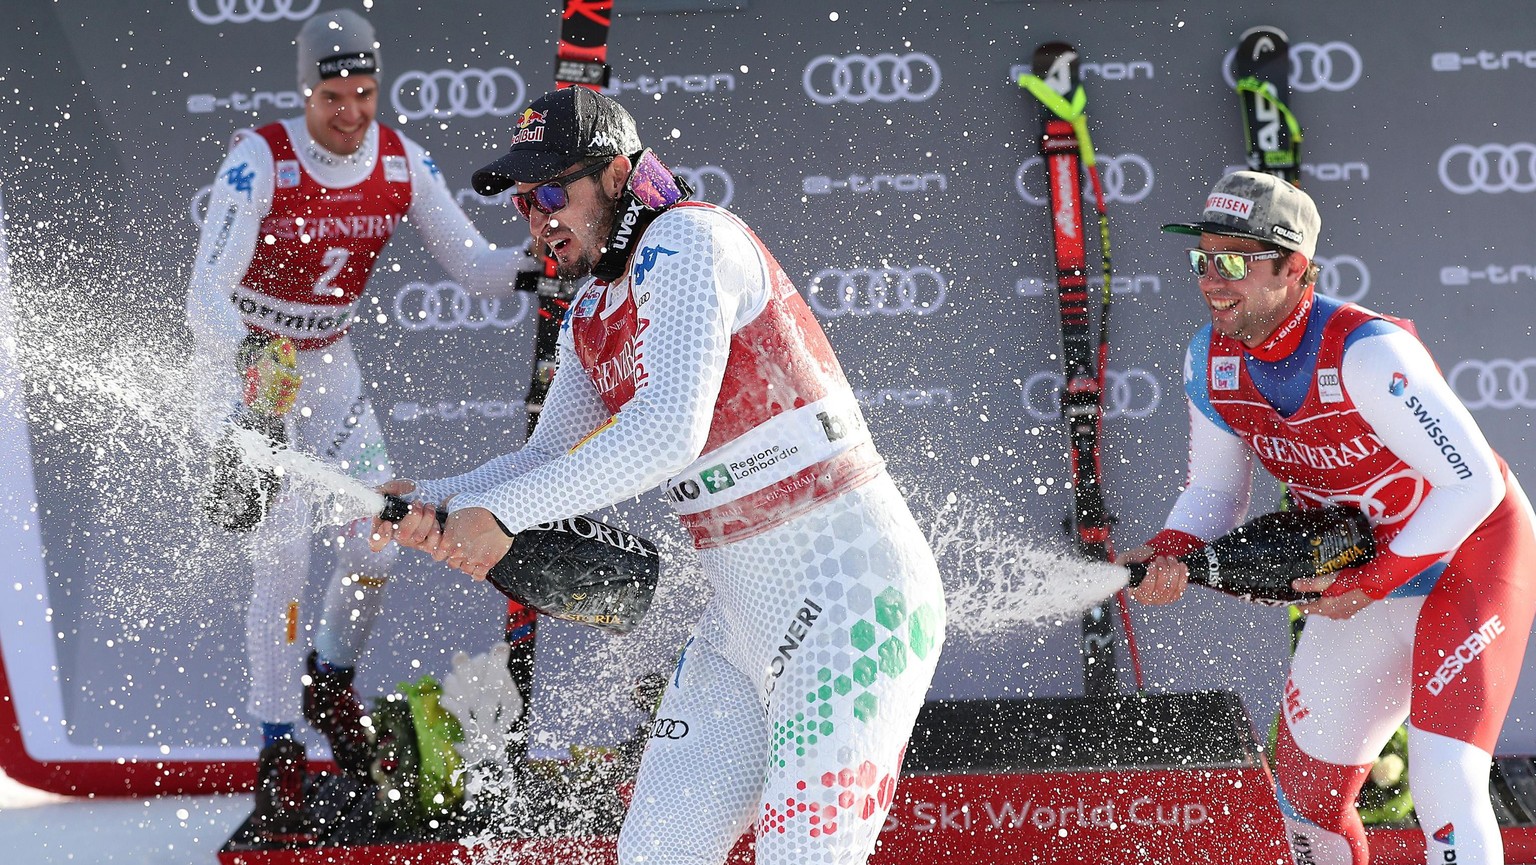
[296,9,380,94]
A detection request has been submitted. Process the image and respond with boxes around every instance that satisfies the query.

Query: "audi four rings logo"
[391,68,527,120]
[392,281,531,331]
[188,0,318,24]
[651,718,689,740]
[1015,154,1154,205]
[1020,368,1162,421]
[802,53,942,104]
[1438,143,1536,194]
[671,166,735,207]
[1221,41,1363,92]
[1449,358,1536,410]
[1313,255,1372,302]
[806,266,948,317]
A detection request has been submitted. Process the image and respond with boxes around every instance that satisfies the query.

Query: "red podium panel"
[872,767,1288,865]
[216,765,1288,865]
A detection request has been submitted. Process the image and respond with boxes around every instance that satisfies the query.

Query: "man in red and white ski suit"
[186,9,534,834]
[1124,171,1536,865]
[374,87,946,865]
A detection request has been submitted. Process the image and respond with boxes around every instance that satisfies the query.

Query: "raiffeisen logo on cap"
[1206,193,1254,219]
[512,108,547,145]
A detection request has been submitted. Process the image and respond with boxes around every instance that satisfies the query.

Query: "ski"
[503,0,618,762]
[1018,42,1141,697]
[1234,25,1302,184]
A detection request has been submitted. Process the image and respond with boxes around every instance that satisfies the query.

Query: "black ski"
[502,0,618,762]
[1235,25,1302,184]
[1019,42,1140,697]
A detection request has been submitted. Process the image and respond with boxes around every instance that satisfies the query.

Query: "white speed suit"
[186,117,531,725]
[415,202,947,865]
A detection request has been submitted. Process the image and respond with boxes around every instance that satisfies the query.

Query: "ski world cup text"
[884,795,1211,833]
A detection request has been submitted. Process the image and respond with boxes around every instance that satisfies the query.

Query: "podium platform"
[217,692,1536,865]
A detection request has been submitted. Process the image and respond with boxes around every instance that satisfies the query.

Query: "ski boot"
[250,737,317,846]
[302,651,375,779]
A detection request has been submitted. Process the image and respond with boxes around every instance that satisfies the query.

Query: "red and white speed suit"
[417,203,946,865]
[186,117,532,729]
[1153,290,1536,865]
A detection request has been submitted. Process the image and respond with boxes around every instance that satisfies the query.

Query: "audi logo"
[671,165,734,207]
[650,718,689,740]
[1313,255,1371,302]
[802,52,941,105]
[1019,368,1162,421]
[188,0,318,24]
[1015,154,1154,206]
[1437,143,1536,195]
[392,281,530,331]
[1291,472,1426,528]
[805,266,947,317]
[1448,358,1536,410]
[1221,41,1363,92]
[390,68,527,121]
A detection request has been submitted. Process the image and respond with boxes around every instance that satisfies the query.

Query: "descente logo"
[1428,617,1505,695]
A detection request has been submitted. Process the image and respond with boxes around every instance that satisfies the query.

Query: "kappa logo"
[591,132,618,150]
[633,244,678,286]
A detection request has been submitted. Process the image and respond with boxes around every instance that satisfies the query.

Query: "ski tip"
[1238,24,1289,43]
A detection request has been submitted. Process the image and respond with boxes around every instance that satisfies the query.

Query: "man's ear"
[605,154,633,197]
[1287,250,1310,283]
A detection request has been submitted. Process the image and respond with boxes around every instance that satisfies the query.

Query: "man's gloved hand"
[202,334,301,532]
[439,643,525,806]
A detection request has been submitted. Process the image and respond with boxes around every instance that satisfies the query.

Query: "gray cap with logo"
[1162,170,1321,259]
[296,9,380,95]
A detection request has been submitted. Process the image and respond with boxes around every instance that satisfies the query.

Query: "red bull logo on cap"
[512,108,547,145]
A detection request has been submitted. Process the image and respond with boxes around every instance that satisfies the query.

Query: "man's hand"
[436,508,514,581]
[1296,586,1373,620]
[369,479,440,553]
[1118,544,1191,606]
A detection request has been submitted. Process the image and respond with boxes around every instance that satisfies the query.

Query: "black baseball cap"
[472,88,642,194]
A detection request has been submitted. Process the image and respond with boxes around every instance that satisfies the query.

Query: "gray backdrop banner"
[0,0,1533,775]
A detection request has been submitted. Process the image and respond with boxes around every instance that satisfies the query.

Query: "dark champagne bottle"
[379,495,660,634]
[1126,507,1375,606]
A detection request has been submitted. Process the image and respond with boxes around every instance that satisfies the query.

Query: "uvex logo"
[610,199,646,251]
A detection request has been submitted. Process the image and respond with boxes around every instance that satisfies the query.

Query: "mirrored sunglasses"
[1186,247,1283,281]
[511,159,613,219]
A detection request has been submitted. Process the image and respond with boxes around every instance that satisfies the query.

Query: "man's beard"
[551,187,620,280]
